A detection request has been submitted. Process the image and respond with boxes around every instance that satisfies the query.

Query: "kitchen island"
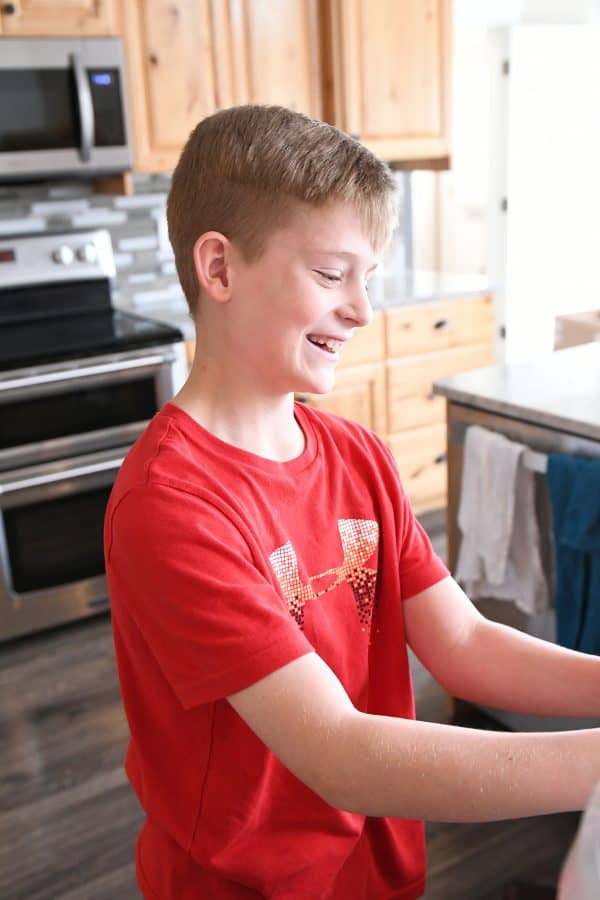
[433,342,600,730]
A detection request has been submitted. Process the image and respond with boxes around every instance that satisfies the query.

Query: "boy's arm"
[228,650,600,823]
[403,575,600,718]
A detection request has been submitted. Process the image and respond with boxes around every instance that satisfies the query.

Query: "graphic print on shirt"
[269,518,379,629]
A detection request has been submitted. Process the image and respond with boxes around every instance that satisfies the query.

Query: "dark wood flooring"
[0,513,580,899]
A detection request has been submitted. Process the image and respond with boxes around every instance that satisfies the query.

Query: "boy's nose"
[343,285,373,329]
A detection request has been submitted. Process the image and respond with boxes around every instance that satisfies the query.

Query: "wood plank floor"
[0,514,580,899]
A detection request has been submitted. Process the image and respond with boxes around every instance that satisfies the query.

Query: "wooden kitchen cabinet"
[185,338,195,370]
[323,0,452,166]
[388,423,447,516]
[210,0,322,115]
[387,342,496,433]
[121,0,323,172]
[120,1,219,172]
[0,0,120,35]
[119,0,451,172]
[385,295,495,512]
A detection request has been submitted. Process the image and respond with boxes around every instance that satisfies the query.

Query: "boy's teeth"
[310,337,340,352]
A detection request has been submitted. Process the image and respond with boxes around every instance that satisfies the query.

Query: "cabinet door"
[300,363,386,434]
[211,0,322,117]
[387,342,495,433]
[0,0,119,35]
[122,0,219,172]
[325,0,451,165]
[388,423,447,515]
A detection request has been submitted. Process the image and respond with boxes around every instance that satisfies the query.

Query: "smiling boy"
[105,105,600,900]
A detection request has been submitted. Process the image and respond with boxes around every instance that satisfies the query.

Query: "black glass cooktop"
[0,308,183,372]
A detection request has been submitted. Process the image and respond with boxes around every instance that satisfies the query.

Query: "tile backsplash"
[0,173,194,338]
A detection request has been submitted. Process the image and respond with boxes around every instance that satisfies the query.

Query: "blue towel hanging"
[546,453,600,654]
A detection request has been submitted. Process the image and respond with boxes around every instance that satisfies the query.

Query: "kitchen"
[1,1,600,898]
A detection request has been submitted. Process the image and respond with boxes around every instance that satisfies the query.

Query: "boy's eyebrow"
[313,250,380,271]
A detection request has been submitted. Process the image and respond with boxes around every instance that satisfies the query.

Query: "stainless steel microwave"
[0,37,133,182]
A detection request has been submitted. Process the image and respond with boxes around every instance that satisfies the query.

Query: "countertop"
[126,269,492,341]
[433,342,600,441]
[370,268,491,309]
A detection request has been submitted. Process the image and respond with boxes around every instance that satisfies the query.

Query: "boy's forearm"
[330,711,600,822]
[437,617,600,718]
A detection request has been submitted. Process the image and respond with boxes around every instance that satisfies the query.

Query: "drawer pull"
[434,452,447,465]
[434,318,450,330]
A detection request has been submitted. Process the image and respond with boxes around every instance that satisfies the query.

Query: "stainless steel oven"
[0,229,187,641]
[0,37,132,182]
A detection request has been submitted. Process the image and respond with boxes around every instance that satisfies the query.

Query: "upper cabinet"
[123,0,323,173]
[120,1,220,172]
[323,0,451,166]
[0,0,119,35]
[211,0,322,115]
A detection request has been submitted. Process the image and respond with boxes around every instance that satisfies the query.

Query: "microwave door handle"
[71,51,95,162]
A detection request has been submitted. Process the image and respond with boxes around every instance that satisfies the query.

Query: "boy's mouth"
[306,335,344,354]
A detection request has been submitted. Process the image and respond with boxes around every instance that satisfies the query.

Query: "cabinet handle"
[2,2,16,12]
[434,318,450,330]
[434,452,447,465]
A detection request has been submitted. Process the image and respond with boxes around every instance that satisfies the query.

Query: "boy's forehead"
[277,203,377,259]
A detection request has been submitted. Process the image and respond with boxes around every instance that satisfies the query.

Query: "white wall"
[502,25,600,361]
[413,0,600,280]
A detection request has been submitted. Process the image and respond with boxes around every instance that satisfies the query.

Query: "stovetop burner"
[0,228,185,372]
[0,308,184,371]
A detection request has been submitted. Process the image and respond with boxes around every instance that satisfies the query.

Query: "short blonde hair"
[167,105,398,314]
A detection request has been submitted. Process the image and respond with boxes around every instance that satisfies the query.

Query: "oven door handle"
[71,51,95,162]
[0,352,176,394]
[0,456,125,496]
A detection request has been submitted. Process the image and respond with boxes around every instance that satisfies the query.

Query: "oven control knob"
[52,245,75,265]
[76,243,98,264]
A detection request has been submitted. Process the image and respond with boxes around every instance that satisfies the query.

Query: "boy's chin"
[296,377,335,396]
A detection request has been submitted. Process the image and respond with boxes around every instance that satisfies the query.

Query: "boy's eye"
[315,270,341,283]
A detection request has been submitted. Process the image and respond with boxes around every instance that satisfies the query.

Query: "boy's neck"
[171,373,306,463]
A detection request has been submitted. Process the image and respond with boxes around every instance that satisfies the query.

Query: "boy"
[105,105,600,899]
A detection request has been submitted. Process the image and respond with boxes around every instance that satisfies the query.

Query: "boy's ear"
[192,231,232,303]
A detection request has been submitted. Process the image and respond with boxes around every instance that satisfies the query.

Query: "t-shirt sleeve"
[397,506,449,600]
[105,484,313,709]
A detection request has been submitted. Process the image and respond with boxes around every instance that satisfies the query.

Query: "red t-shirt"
[104,401,448,899]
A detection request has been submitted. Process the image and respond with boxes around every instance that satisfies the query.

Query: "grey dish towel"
[455,425,550,615]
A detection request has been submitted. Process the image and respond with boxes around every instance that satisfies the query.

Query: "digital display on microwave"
[0,249,16,263]
[91,73,112,86]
